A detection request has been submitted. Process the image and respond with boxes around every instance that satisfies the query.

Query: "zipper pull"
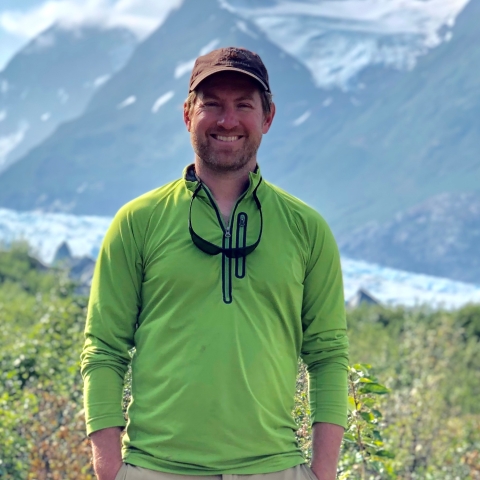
[225,227,231,238]
[239,215,246,227]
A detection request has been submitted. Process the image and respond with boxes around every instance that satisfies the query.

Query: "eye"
[238,103,253,109]
[203,101,220,107]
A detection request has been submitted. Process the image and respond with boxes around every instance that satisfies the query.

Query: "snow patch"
[30,32,55,51]
[0,110,6,122]
[76,182,88,194]
[342,257,480,309]
[0,208,111,263]
[231,0,470,89]
[200,38,221,55]
[41,112,51,121]
[236,20,259,39]
[152,91,175,113]
[117,96,136,109]
[93,74,111,88]
[292,111,311,126]
[175,60,196,79]
[175,39,221,79]
[0,123,29,168]
[57,88,69,104]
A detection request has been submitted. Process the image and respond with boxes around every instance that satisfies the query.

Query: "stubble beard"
[191,132,262,173]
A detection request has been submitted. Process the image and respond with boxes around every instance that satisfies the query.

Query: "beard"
[191,131,262,173]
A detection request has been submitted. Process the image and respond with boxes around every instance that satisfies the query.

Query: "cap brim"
[190,66,270,93]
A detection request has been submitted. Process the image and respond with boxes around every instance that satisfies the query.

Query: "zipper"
[235,213,248,279]
[222,227,233,304]
[200,183,249,304]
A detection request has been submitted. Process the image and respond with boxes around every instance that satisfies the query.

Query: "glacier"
[1,207,479,309]
[0,208,111,264]
[222,0,471,89]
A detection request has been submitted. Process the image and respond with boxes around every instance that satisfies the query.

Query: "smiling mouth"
[210,134,244,142]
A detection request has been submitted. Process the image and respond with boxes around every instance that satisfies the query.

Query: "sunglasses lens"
[191,228,222,256]
[189,183,263,258]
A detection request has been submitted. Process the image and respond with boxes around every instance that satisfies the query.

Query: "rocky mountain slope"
[0,25,136,172]
[0,0,477,234]
[0,0,324,215]
[339,192,480,284]
[0,0,478,283]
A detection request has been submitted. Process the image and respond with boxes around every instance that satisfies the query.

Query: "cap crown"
[189,47,271,93]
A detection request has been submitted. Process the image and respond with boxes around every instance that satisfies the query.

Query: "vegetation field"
[1,244,479,479]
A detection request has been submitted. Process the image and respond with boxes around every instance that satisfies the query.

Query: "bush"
[1,245,479,478]
[0,245,93,479]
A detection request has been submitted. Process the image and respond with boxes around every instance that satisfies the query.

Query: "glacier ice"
[1,207,479,308]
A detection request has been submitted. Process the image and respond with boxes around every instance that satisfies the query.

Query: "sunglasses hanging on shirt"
[188,179,263,259]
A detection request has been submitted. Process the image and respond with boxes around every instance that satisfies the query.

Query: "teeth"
[215,135,240,142]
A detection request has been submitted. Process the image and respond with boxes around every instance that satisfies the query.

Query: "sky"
[0,0,470,71]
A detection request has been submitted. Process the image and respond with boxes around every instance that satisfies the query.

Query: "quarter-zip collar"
[183,163,263,200]
[184,163,263,304]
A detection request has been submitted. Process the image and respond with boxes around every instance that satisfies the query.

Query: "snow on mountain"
[1,207,479,308]
[152,91,175,113]
[0,25,137,171]
[0,208,111,263]
[0,122,29,167]
[117,95,137,109]
[224,0,471,88]
[342,258,480,309]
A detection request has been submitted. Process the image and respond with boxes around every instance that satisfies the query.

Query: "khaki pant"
[115,463,317,480]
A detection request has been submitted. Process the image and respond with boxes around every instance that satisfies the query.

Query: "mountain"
[0,25,136,172]
[339,192,480,284]
[0,0,324,215]
[281,0,480,232]
[2,207,479,308]
[0,0,478,236]
[224,0,460,89]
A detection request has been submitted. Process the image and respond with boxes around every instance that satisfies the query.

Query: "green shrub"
[1,245,479,479]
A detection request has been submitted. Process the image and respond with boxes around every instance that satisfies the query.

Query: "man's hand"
[90,426,124,480]
[310,422,344,480]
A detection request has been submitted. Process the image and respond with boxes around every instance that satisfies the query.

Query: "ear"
[183,102,191,132]
[262,102,276,134]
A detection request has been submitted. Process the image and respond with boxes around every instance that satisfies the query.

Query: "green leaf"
[353,363,372,374]
[359,377,374,383]
[362,398,375,408]
[374,449,395,459]
[343,432,356,443]
[360,411,375,423]
[348,396,357,411]
[358,383,390,395]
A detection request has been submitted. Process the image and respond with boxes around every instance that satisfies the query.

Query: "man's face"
[184,71,275,173]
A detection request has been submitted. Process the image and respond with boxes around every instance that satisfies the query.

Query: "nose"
[217,105,239,130]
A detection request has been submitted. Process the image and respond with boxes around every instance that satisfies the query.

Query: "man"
[81,47,348,480]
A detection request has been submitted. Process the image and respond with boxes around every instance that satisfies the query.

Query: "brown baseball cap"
[189,47,271,93]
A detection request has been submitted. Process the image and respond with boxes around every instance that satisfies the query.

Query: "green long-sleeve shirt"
[81,165,348,475]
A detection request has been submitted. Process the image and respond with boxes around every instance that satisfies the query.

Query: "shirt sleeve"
[300,215,349,429]
[80,204,144,436]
